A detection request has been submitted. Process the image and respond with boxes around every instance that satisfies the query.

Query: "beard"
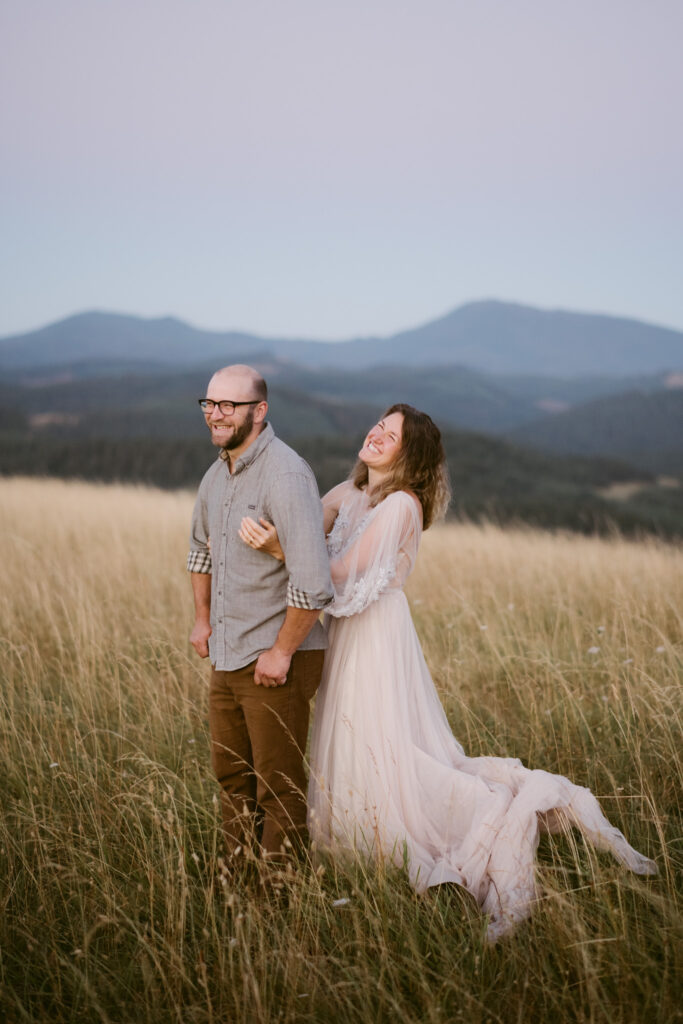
[219,407,255,451]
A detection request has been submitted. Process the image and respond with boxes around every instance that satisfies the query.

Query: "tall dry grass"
[0,477,680,1023]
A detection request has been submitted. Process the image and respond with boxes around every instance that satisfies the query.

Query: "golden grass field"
[1,476,681,1023]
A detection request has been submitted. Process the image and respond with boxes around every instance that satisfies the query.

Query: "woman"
[239,404,656,940]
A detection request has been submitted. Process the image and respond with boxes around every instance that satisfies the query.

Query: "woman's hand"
[239,516,285,561]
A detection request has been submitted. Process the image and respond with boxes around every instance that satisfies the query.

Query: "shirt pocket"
[236,501,273,531]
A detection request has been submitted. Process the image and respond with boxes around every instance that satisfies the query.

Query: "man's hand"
[254,645,292,687]
[254,607,321,686]
[190,619,212,658]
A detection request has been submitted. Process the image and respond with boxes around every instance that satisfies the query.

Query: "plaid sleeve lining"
[287,581,332,610]
[187,549,212,574]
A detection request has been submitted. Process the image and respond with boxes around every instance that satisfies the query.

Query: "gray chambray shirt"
[187,423,333,671]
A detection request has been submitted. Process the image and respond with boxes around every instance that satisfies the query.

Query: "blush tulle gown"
[307,483,657,941]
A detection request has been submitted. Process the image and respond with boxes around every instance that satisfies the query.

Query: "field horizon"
[1,476,680,1023]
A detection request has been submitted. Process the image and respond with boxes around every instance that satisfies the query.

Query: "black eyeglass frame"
[198,399,263,415]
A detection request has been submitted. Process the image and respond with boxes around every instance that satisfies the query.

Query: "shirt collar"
[222,422,274,474]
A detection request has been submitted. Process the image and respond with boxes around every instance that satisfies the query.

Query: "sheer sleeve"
[326,490,422,618]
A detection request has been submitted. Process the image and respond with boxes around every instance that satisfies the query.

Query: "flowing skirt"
[307,590,657,941]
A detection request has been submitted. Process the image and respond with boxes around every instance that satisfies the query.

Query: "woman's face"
[359,412,404,472]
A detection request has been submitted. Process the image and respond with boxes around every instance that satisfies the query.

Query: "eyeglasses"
[198,399,262,415]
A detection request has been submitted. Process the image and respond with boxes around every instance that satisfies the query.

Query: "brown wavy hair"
[350,403,451,529]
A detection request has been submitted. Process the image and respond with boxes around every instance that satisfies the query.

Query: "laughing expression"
[359,412,404,473]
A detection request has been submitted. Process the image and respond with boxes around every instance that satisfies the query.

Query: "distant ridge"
[1,301,682,376]
[509,388,683,473]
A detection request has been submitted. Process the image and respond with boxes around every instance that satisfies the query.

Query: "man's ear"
[254,401,268,424]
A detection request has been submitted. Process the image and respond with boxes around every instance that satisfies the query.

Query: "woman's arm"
[326,491,422,617]
[322,480,353,535]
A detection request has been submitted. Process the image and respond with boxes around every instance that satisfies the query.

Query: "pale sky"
[1,0,682,340]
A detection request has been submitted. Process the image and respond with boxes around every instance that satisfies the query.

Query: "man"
[188,364,332,863]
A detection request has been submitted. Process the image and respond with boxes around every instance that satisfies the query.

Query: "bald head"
[209,364,267,403]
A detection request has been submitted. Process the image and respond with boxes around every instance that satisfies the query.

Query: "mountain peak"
[1,302,682,376]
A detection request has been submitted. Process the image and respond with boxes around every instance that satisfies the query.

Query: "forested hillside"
[510,390,683,473]
[3,426,682,538]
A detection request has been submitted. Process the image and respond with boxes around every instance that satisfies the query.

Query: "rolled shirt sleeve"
[187,473,212,574]
[286,580,326,610]
[269,470,333,610]
[187,548,212,574]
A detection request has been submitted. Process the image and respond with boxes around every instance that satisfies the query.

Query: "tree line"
[1,430,682,540]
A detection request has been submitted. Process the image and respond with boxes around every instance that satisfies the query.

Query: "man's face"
[204,373,262,453]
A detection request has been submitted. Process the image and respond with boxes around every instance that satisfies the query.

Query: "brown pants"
[209,649,324,860]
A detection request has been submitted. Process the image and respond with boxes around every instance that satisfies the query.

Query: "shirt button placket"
[217,481,234,642]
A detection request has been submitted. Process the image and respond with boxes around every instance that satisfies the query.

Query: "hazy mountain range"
[2,300,682,376]
[1,301,682,533]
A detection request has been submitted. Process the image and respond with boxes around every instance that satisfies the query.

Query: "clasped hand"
[238,517,285,561]
[254,645,291,687]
